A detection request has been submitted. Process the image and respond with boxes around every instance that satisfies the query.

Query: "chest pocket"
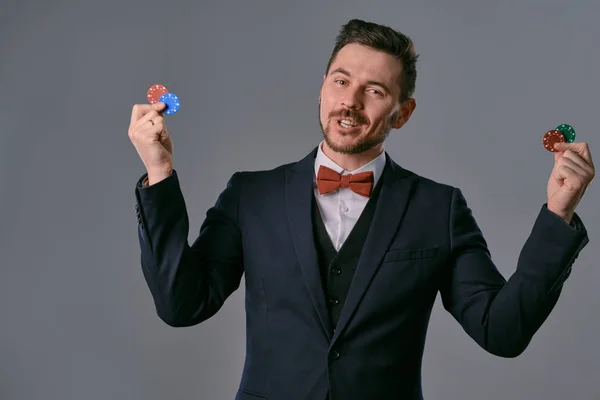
[382,246,439,264]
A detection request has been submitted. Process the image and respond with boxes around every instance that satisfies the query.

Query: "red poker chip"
[147,84,169,104]
[542,129,566,152]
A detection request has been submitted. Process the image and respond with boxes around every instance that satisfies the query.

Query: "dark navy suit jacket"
[134,146,589,400]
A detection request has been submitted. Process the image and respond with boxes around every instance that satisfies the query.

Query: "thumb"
[152,102,166,112]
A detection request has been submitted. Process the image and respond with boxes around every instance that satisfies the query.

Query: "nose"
[341,87,363,109]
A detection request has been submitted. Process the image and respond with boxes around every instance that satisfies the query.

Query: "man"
[128,19,594,400]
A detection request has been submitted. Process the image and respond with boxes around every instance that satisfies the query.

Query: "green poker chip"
[555,124,576,143]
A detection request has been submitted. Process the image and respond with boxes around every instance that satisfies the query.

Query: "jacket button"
[330,350,340,360]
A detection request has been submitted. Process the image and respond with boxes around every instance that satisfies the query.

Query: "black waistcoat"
[311,174,383,332]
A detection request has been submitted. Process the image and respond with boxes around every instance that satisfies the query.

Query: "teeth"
[340,119,358,127]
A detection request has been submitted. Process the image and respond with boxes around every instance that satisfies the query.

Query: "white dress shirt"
[313,141,386,251]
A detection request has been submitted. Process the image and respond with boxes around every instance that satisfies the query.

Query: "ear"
[392,98,416,129]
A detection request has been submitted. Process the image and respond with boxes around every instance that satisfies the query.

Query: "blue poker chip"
[159,92,180,115]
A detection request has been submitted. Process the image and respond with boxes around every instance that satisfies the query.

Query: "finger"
[144,121,167,143]
[557,155,588,177]
[158,125,170,142]
[137,111,164,130]
[130,104,153,125]
[553,142,593,164]
[561,149,595,175]
[130,102,166,125]
[136,118,166,144]
[555,164,587,191]
[153,101,166,113]
[142,117,161,133]
[130,112,164,143]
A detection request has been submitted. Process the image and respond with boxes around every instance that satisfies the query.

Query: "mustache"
[329,109,369,125]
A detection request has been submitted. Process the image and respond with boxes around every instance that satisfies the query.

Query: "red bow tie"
[316,165,374,198]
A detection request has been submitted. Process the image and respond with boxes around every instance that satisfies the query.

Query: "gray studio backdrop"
[1,1,599,399]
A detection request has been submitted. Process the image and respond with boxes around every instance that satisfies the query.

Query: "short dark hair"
[325,19,419,102]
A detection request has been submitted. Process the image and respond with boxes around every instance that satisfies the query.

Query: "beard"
[318,99,396,155]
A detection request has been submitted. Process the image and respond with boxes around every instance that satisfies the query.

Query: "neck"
[321,141,384,172]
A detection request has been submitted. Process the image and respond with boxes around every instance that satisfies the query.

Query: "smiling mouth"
[338,119,359,128]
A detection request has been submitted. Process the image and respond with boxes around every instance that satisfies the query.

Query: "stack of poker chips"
[543,124,576,152]
[146,84,181,115]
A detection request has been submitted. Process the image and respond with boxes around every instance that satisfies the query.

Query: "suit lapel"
[332,155,416,343]
[285,147,332,339]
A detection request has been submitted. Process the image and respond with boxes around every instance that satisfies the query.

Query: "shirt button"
[339,205,348,212]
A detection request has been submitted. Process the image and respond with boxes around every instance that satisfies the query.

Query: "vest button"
[330,350,340,360]
[331,268,341,276]
[329,298,339,306]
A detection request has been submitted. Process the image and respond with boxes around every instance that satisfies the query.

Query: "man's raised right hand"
[128,102,173,185]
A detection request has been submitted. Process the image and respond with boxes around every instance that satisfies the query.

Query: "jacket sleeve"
[439,187,589,357]
[134,169,245,327]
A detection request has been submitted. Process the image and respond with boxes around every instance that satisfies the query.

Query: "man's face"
[319,43,414,155]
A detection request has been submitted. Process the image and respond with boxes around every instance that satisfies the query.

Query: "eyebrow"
[330,67,392,94]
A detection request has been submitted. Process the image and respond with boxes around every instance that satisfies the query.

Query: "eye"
[335,79,346,85]
[368,89,383,96]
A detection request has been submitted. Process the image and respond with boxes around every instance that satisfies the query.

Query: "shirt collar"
[313,140,386,187]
